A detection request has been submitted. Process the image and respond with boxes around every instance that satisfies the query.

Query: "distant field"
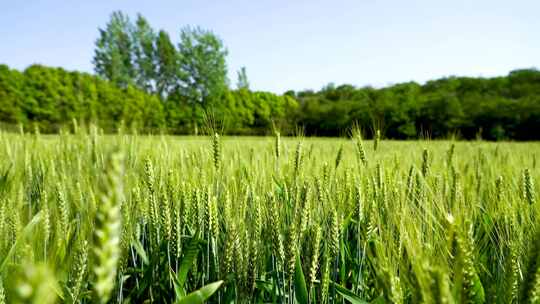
[0,131,538,303]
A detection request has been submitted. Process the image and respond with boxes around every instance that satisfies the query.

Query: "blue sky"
[1,0,539,93]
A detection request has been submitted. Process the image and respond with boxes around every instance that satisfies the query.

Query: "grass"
[0,129,538,303]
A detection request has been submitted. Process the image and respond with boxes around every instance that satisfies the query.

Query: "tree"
[236,66,250,90]
[155,30,179,98]
[93,11,134,88]
[177,26,229,106]
[175,26,229,133]
[132,14,157,93]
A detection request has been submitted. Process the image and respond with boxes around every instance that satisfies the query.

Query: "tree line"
[0,64,297,134]
[293,68,540,140]
[0,11,539,139]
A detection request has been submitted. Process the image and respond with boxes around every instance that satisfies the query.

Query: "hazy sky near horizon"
[1,0,539,93]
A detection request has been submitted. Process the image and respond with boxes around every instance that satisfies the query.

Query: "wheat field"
[0,128,538,303]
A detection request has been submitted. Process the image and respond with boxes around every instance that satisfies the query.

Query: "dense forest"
[0,11,539,139]
[0,64,297,134]
[293,69,540,140]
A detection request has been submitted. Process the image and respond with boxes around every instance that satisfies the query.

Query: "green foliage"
[0,64,166,133]
[132,14,157,93]
[176,281,223,304]
[296,73,540,140]
[333,283,369,304]
[0,63,298,135]
[176,26,228,106]
[294,254,309,304]
[155,30,178,98]
[175,233,201,295]
[93,11,134,88]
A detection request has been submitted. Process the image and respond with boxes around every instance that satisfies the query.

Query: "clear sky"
[1,0,539,93]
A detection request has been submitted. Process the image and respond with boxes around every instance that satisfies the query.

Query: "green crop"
[0,129,538,303]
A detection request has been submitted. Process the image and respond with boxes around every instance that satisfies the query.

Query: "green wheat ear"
[0,278,5,304]
[452,223,485,304]
[524,168,536,205]
[212,132,221,171]
[68,240,88,303]
[309,226,322,287]
[294,141,303,177]
[355,133,368,166]
[429,268,454,304]
[92,151,123,304]
[334,144,344,169]
[374,129,380,151]
[275,131,281,159]
[503,244,520,304]
[520,222,540,304]
[320,255,330,304]
[447,143,455,166]
[421,148,429,177]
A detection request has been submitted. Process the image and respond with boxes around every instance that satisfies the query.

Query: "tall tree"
[155,30,179,98]
[236,66,250,90]
[93,11,134,88]
[177,26,228,105]
[132,14,157,93]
